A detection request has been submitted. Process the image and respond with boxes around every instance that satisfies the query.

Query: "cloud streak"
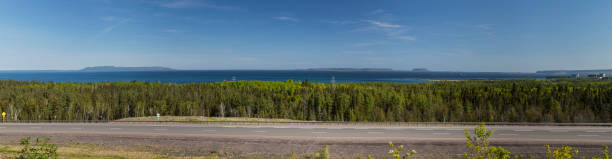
[274,16,299,22]
[364,20,401,28]
[95,18,130,38]
[356,19,415,41]
[476,24,492,30]
[160,0,237,10]
[165,29,180,33]
[101,16,116,22]
[351,41,385,47]
[397,36,416,41]
[327,10,415,42]
[324,20,357,25]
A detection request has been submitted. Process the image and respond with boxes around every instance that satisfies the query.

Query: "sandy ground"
[0,130,611,158]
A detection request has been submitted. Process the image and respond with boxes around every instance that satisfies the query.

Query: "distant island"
[305,68,435,72]
[537,69,612,74]
[80,66,175,72]
[306,68,393,71]
[411,68,430,72]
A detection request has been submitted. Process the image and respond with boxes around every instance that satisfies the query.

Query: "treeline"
[0,79,611,122]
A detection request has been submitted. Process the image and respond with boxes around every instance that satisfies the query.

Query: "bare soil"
[0,130,610,158]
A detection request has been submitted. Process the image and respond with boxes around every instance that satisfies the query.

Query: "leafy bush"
[17,137,58,159]
[603,145,610,159]
[464,123,510,159]
[388,142,416,159]
[311,145,329,159]
[545,145,578,159]
[590,145,610,159]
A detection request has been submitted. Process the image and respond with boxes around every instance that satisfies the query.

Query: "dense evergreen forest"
[0,79,611,122]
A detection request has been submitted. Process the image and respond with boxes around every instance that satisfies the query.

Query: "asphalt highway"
[1,123,611,141]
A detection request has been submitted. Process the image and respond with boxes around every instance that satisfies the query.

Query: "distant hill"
[537,69,612,74]
[306,68,393,71]
[81,66,175,72]
[411,68,430,72]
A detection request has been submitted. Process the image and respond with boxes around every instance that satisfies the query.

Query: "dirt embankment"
[0,130,610,158]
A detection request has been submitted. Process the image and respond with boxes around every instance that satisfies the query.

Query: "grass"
[0,142,333,159]
[117,116,308,122]
[0,143,223,159]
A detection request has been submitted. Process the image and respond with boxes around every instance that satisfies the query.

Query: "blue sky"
[1,0,612,72]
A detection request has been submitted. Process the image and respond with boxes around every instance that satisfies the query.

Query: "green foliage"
[486,146,511,159]
[587,145,610,159]
[17,137,58,159]
[464,123,510,159]
[603,145,610,159]
[388,142,416,159]
[0,79,611,122]
[545,145,578,159]
[312,145,329,159]
[368,155,375,159]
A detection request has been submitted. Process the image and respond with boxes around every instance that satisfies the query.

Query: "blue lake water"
[0,71,545,83]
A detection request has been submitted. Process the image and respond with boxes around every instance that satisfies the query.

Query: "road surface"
[1,123,611,140]
[1,123,611,157]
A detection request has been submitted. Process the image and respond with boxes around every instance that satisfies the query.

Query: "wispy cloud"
[369,9,385,15]
[443,22,495,39]
[446,22,493,30]
[101,16,116,22]
[364,20,401,28]
[324,20,358,25]
[160,0,237,10]
[96,18,130,38]
[476,24,492,30]
[351,41,385,47]
[326,10,416,42]
[397,36,416,41]
[359,20,415,41]
[343,50,372,54]
[164,29,180,33]
[274,16,299,22]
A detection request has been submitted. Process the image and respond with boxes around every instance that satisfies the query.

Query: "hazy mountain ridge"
[537,69,612,74]
[81,66,175,72]
[306,68,393,71]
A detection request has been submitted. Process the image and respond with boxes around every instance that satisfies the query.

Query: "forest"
[0,78,610,122]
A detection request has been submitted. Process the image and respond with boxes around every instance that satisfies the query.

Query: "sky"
[1,0,612,72]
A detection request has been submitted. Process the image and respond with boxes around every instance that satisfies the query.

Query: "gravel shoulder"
[1,128,611,158]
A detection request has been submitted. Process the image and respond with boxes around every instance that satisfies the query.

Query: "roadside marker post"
[156,113,160,121]
[2,112,5,122]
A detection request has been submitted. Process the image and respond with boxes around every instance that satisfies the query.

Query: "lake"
[0,70,545,83]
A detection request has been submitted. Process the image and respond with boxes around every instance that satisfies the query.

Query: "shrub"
[603,145,610,159]
[464,123,510,159]
[312,145,329,159]
[355,155,375,159]
[545,145,578,159]
[486,146,511,159]
[17,137,58,159]
[591,145,609,159]
[388,142,416,159]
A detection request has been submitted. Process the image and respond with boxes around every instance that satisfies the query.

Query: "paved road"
[1,123,612,141]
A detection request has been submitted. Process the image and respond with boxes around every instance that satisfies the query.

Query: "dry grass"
[117,116,307,122]
[0,143,222,159]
